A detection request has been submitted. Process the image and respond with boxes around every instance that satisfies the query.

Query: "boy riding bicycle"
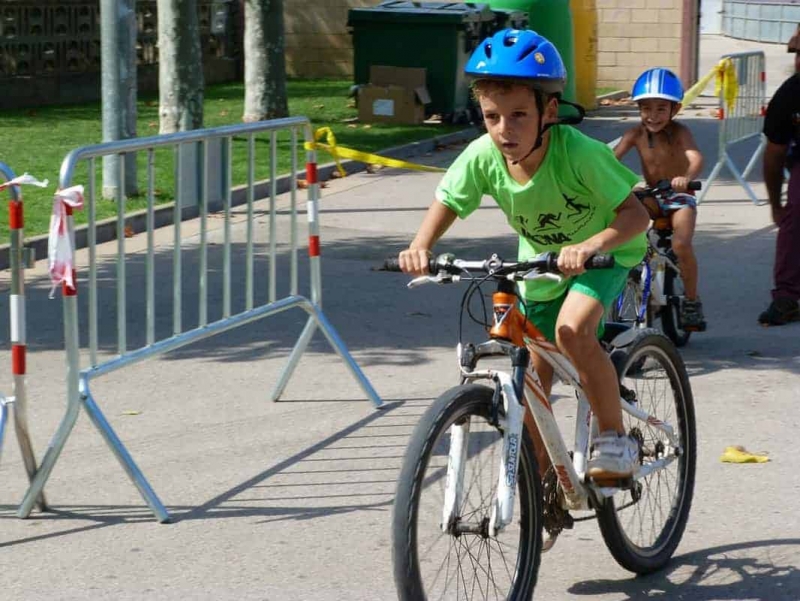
[398,29,649,517]
[614,68,707,331]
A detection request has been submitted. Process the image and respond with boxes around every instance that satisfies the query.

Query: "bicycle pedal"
[591,476,634,489]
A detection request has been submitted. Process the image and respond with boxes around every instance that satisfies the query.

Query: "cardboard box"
[358,65,431,124]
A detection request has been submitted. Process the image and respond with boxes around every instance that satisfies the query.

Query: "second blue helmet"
[631,68,684,103]
[465,29,567,94]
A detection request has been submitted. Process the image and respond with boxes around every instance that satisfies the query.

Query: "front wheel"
[609,265,651,327]
[660,267,691,347]
[597,331,696,574]
[393,384,543,600]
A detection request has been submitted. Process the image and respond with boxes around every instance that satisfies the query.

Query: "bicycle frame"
[618,228,683,323]
[443,284,682,536]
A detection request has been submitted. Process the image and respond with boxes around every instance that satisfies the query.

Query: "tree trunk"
[101,0,138,198]
[158,0,204,133]
[243,0,288,122]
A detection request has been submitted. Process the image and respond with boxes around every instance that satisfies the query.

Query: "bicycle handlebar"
[382,251,615,277]
[635,179,702,200]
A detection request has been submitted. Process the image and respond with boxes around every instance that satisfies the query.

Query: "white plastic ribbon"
[48,185,84,297]
[0,173,49,191]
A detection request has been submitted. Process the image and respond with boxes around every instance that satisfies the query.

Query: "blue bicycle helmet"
[631,68,684,103]
[465,29,567,94]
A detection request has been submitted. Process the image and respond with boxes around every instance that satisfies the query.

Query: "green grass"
[0,79,463,239]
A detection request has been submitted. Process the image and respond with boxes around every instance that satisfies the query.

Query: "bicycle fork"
[440,349,529,537]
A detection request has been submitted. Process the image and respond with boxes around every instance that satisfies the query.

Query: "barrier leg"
[312,308,383,408]
[17,399,80,518]
[18,293,82,518]
[82,391,171,523]
[742,135,767,181]
[726,153,762,205]
[12,389,48,511]
[269,312,382,408]
[269,316,317,402]
[697,158,725,203]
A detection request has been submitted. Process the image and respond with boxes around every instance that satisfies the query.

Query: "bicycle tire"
[393,384,543,600]
[596,331,696,574]
[660,267,691,347]
[609,266,651,327]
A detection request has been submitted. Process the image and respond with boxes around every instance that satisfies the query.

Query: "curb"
[0,126,479,272]
[596,90,629,101]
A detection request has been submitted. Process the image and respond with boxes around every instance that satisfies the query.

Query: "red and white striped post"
[305,128,323,307]
[0,163,47,511]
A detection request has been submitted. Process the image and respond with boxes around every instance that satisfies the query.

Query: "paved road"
[0,41,798,601]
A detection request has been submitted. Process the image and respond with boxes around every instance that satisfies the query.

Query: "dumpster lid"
[348,1,495,25]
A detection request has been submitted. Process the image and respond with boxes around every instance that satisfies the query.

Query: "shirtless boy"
[614,67,706,331]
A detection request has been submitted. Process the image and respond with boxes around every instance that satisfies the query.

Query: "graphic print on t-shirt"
[515,192,597,247]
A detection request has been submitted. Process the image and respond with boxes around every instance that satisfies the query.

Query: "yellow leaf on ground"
[720,445,770,464]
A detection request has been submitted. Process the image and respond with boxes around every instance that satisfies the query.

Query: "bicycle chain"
[542,465,574,537]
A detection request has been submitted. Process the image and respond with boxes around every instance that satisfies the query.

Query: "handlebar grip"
[382,257,437,272]
[688,180,702,191]
[585,254,615,269]
[541,252,615,273]
[382,258,403,272]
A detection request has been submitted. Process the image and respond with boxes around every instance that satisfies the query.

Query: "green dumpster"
[488,7,529,34]
[348,1,496,121]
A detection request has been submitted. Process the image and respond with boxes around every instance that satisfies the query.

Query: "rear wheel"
[660,267,691,347]
[393,384,543,600]
[597,331,696,574]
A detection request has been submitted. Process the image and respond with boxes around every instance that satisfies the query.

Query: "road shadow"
[0,398,429,546]
[569,538,800,600]
[0,180,796,378]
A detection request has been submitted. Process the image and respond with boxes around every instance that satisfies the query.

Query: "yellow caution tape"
[720,445,770,464]
[680,57,738,113]
[304,126,446,178]
[715,58,738,112]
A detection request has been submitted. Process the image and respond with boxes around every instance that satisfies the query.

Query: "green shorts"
[520,265,629,343]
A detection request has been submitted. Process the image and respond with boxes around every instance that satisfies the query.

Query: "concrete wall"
[596,0,684,91]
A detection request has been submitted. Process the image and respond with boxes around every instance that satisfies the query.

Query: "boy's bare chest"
[637,139,688,175]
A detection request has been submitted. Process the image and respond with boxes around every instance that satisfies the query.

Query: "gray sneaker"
[587,431,640,480]
[681,298,707,332]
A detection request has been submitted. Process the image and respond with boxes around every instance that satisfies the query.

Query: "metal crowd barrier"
[698,51,768,205]
[0,162,47,511]
[17,117,382,523]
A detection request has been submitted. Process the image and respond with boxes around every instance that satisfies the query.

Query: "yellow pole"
[570,0,598,110]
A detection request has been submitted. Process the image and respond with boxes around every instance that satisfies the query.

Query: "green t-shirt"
[435,125,646,302]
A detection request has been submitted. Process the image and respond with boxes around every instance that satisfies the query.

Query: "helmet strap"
[511,96,586,166]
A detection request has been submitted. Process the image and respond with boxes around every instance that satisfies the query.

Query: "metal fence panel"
[16,118,382,523]
[698,51,768,205]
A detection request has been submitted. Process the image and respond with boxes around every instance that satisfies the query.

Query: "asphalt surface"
[0,35,798,601]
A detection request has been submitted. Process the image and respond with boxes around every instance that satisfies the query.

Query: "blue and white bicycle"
[609,180,702,347]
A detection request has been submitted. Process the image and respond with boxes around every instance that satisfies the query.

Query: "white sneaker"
[587,431,639,480]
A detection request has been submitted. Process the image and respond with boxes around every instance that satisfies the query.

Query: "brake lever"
[407,273,458,288]
[522,269,562,282]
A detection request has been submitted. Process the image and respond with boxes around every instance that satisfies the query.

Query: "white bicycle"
[385,252,696,600]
